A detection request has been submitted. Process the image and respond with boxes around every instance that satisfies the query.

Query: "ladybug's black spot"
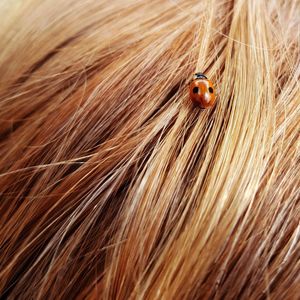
[208,87,214,93]
[193,87,199,94]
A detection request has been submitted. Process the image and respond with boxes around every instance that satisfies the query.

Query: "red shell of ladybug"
[189,73,216,108]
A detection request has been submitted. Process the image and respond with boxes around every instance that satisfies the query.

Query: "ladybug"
[189,73,216,108]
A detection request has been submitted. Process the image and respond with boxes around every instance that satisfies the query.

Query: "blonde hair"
[0,0,299,299]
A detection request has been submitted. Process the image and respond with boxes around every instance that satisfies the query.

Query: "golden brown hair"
[0,0,299,299]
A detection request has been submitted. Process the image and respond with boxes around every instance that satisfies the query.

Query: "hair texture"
[0,0,299,299]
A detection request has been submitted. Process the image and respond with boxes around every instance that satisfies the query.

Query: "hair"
[0,0,299,299]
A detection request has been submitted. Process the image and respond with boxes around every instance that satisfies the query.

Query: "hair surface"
[0,0,299,299]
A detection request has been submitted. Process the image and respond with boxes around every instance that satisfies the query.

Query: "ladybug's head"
[193,73,207,80]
